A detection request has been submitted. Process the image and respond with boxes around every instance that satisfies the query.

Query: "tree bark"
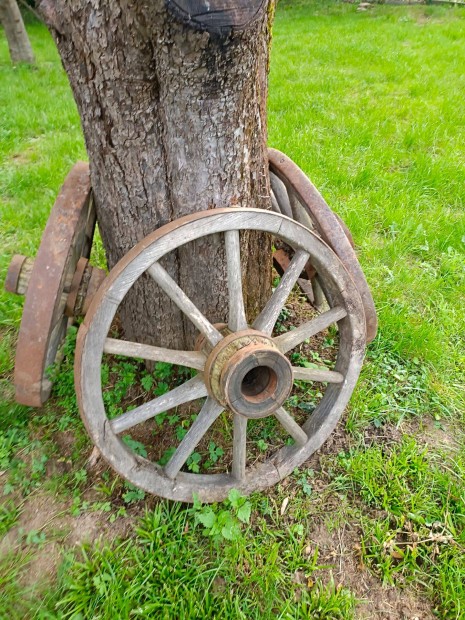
[38,0,274,349]
[0,0,36,64]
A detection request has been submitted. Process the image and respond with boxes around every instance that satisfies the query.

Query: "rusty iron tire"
[13,162,96,407]
[75,208,366,503]
[268,148,377,343]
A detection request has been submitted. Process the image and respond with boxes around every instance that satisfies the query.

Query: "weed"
[281,579,357,619]
[122,484,146,504]
[121,435,147,458]
[0,500,19,536]
[25,529,46,546]
[294,468,314,497]
[191,489,252,542]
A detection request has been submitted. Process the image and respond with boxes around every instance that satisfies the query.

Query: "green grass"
[270,0,465,389]
[1,2,465,618]
[339,437,465,617]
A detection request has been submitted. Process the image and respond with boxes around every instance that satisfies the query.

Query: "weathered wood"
[166,0,267,34]
[289,191,313,230]
[274,306,347,354]
[268,148,377,342]
[232,414,247,480]
[148,261,223,347]
[111,375,208,434]
[0,0,35,64]
[272,247,317,306]
[270,190,281,214]
[270,172,292,219]
[104,338,206,370]
[274,407,308,446]
[225,230,247,331]
[220,342,293,418]
[311,276,326,311]
[253,249,310,334]
[76,209,366,503]
[6,254,106,321]
[13,162,94,407]
[164,397,223,479]
[5,255,34,295]
[292,366,344,384]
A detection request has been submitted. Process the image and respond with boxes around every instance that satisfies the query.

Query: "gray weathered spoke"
[274,306,347,353]
[270,190,281,214]
[289,191,313,229]
[104,338,206,371]
[148,262,222,347]
[311,276,325,310]
[292,366,344,384]
[253,249,310,335]
[225,230,247,332]
[274,407,308,446]
[232,414,247,481]
[164,397,223,480]
[270,172,292,218]
[110,375,207,434]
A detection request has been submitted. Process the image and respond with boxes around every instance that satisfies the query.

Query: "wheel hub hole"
[241,366,277,403]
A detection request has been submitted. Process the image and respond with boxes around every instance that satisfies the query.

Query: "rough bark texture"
[0,0,36,64]
[38,0,274,349]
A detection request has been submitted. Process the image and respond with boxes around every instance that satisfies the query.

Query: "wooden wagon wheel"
[268,148,378,343]
[76,208,365,503]
[5,163,105,407]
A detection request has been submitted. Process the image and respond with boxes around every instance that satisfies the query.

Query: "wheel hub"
[203,329,293,418]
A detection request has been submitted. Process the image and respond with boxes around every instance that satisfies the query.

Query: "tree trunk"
[37,0,274,349]
[0,0,35,64]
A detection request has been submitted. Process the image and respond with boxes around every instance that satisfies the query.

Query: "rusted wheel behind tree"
[268,148,377,343]
[4,163,106,407]
[75,208,366,503]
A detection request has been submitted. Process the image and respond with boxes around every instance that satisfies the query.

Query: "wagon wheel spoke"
[232,414,247,481]
[270,172,292,218]
[148,262,223,347]
[104,337,206,371]
[253,249,310,335]
[288,189,313,230]
[270,190,281,214]
[110,375,208,434]
[273,306,347,354]
[292,367,344,384]
[164,397,224,480]
[274,407,308,446]
[311,276,325,311]
[225,230,247,332]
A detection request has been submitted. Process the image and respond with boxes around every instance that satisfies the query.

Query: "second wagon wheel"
[75,208,366,503]
[12,162,96,406]
[268,148,377,343]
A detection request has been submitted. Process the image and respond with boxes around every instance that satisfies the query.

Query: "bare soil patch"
[309,521,435,620]
[0,491,134,588]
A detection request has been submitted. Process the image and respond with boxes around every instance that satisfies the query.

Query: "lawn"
[1,2,464,618]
